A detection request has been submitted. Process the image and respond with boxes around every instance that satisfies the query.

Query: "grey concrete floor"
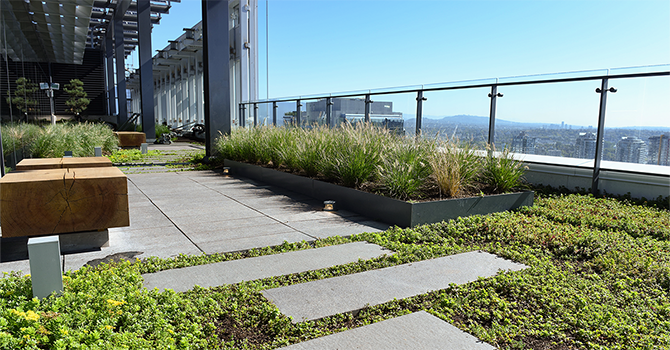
[0,169,389,274]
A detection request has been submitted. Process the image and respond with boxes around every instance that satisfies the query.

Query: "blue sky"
[145,0,669,127]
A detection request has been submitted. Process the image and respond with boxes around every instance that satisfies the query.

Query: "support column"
[202,0,231,157]
[105,34,116,115]
[114,19,128,126]
[138,0,155,140]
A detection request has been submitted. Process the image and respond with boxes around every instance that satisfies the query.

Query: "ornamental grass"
[215,124,527,200]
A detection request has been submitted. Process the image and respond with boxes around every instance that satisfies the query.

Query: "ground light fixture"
[323,200,337,211]
[222,167,230,175]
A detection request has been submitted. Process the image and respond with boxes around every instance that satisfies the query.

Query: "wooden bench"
[0,167,129,238]
[16,157,112,171]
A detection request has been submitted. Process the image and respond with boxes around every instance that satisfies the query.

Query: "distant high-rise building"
[511,131,536,154]
[647,134,670,166]
[615,136,646,164]
[547,149,562,157]
[575,132,598,159]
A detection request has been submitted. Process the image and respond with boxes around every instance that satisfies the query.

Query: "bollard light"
[323,200,336,211]
[222,167,231,175]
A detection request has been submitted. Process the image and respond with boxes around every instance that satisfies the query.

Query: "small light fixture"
[323,200,336,211]
[222,167,230,175]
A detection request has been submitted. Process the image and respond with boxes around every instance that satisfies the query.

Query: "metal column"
[415,91,426,137]
[592,78,616,195]
[114,18,128,126]
[487,85,502,146]
[137,0,155,140]
[202,0,231,157]
[105,34,116,115]
[364,94,372,123]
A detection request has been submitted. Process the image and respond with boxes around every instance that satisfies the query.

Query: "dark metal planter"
[225,160,534,227]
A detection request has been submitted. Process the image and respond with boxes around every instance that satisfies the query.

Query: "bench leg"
[28,236,63,299]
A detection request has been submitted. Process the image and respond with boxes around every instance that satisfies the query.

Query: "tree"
[6,77,39,119]
[64,79,90,118]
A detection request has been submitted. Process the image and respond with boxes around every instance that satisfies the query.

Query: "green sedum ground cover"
[0,194,668,349]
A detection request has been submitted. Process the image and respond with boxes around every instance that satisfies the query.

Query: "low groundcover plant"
[0,194,667,349]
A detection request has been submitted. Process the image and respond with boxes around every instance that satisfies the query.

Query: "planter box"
[225,160,534,227]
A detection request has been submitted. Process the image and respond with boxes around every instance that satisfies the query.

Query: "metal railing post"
[488,85,503,147]
[272,102,277,126]
[592,78,616,195]
[326,97,333,128]
[0,125,5,177]
[364,94,373,123]
[296,99,302,126]
[253,103,258,126]
[415,90,426,137]
[239,103,246,128]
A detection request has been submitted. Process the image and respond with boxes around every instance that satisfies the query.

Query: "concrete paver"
[1,169,387,274]
[143,242,393,292]
[262,251,528,322]
[279,311,495,350]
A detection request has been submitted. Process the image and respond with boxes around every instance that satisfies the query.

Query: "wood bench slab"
[16,157,112,171]
[115,131,146,147]
[0,167,129,238]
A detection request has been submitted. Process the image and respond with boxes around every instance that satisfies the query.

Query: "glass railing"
[239,65,670,194]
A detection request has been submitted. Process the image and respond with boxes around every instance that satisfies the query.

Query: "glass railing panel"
[275,101,297,127]
[303,95,367,128]
[366,91,415,136]
[256,102,271,126]
[603,75,670,169]
[494,80,600,163]
[497,69,607,85]
[421,87,491,149]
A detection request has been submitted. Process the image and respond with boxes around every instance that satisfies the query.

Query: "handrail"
[241,65,669,104]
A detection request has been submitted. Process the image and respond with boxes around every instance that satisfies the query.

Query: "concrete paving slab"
[171,215,278,233]
[183,223,300,245]
[262,251,528,322]
[287,219,390,239]
[261,209,361,223]
[160,206,264,221]
[198,231,314,255]
[143,242,393,292]
[279,311,494,350]
[63,225,202,271]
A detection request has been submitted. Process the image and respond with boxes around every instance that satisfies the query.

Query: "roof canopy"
[1,0,177,64]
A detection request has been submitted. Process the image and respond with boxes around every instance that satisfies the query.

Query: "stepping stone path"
[262,250,528,322]
[142,242,393,292]
[279,311,495,350]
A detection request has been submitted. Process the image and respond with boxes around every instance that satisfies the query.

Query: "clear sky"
[145,0,670,128]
